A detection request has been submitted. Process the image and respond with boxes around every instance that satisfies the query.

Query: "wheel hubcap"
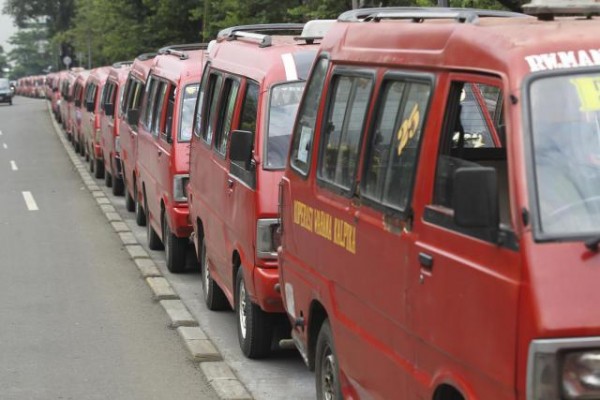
[238,279,247,339]
[321,350,336,400]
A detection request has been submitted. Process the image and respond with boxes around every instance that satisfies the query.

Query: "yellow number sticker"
[570,77,600,112]
[396,104,420,156]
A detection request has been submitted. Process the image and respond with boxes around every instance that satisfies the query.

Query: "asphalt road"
[0,96,218,400]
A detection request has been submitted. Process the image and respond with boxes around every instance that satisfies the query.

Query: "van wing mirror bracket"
[104,103,114,117]
[229,130,254,167]
[127,109,140,126]
[452,166,500,238]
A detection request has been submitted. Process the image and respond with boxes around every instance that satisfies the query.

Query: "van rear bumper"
[169,205,192,237]
[253,266,284,313]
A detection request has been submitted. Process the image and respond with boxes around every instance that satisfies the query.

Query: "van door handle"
[227,178,234,189]
[157,149,162,157]
[418,252,433,269]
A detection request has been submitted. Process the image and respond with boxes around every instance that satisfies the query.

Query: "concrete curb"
[46,102,253,400]
[146,277,178,300]
[160,299,198,328]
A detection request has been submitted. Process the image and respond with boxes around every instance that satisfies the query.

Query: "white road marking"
[2,143,6,149]
[22,191,38,211]
[10,160,17,171]
[0,130,3,135]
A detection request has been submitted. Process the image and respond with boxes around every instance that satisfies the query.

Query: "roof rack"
[157,43,209,60]
[136,52,157,62]
[338,7,525,23]
[523,0,600,20]
[218,23,305,48]
[112,60,134,69]
[293,19,336,44]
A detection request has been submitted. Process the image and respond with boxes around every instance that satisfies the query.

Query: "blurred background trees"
[2,0,521,78]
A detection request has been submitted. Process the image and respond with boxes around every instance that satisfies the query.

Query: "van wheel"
[94,158,104,179]
[236,267,273,359]
[316,320,342,400]
[146,205,163,251]
[125,187,135,212]
[112,175,124,196]
[200,237,228,310]
[79,140,86,157]
[134,185,146,226]
[104,170,112,188]
[89,154,94,172]
[164,213,187,273]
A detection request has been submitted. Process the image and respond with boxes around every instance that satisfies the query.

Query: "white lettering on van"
[525,49,600,72]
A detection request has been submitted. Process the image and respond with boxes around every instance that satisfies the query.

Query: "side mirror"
[104,103,114,117]
[453,166,499,230]
[86,101,94,113]
[127,109,140,126]
[229,130,254,166]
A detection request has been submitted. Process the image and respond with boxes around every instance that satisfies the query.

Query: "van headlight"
[563,351,600,398]
[173,174,189,203]
[256,218,280,260]
[528,338,600,400]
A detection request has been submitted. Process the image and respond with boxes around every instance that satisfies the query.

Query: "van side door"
[408,73,521,398]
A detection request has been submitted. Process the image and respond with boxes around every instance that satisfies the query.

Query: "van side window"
[193,66,210,139]
[362,79,431,211]
[290,57,328,175]
[151,82,168,137]
[318,74,372,192]
[164,85,176,141]
[214,78,240,156]
[239,81,259,134]
[203,73,223,144]
[142,78,157,129]
[431,79,511,228]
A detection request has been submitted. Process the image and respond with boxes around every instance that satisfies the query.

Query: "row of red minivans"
[31,3,600,399]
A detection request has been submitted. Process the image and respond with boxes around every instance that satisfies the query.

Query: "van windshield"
[0,79,9,90]
[265,81,305,169]
[179,84,199,142]
[530,72,600,237]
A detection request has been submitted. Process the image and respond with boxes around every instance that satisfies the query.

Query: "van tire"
[134,186,146,226]
[201,237,228,311]
[236,267,273,359]
[146,205,163,251]
[94,158,104,179]
[104,170,112,188]
[164,213,187,273]
[315,320,342,400]
[125,187,135,212]
[112,176,124,196]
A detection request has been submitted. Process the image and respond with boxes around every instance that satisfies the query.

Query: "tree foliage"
[3,0,519,73]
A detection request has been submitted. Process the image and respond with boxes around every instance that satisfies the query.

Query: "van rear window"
[265,82,305,169]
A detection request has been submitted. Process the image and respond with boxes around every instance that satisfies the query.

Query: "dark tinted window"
[215,79,240,155]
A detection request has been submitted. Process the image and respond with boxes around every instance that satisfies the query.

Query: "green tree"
[7,22,52,78]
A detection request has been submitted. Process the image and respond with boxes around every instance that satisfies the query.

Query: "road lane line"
[22,191,38,211]
[10,160,17,171]
[0,130,3,135]
[2,143,6,149]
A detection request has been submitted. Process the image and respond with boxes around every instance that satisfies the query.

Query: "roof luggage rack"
[293,19,336,44]
[218,23,305,47]
[136,52,157,61]
[112,60,134,69]
[158,43,209,59]
[523,0,600,20]
[338,7,525,23]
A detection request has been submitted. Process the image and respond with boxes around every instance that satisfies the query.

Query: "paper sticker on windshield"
[297,126,311,163]
[570,77,600,111]
[396,104,420,156]
[186,85,198,96]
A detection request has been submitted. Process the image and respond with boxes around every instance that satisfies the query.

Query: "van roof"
[130,55,156,82]
[151,48,205,83]
[322,12,600,89]
[89,66,111,83]
[209,34,319,85]
[107,63,132,85]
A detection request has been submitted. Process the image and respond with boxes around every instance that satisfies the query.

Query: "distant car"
[0,79,13,105]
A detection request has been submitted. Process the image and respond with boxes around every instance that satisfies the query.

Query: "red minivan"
[136,44,207,273]
[59,71,76,133]
[188,24,322,358]
[119,53,156,222]
[82,66,111,179]
[276,6,600,400]
[99,61,132,195]
[70,70,90,155]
